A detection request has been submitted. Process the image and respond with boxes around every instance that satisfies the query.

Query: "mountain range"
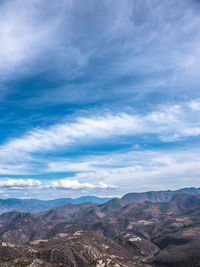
[0,188,200,266]
[1,187,200,214]
[121,187,200,203]
[0,196,111,214]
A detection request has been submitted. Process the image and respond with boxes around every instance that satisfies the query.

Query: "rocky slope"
[0,231,148,267]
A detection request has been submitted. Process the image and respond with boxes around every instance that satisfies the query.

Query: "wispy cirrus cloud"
[0,163,33,175]
[0,100,200,165]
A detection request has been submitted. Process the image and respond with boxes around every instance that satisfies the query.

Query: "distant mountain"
[121,187,200,204]
[0,196,111,214]
[1,187,200,215]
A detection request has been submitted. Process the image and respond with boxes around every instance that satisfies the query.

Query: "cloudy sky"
[0,0,200,199]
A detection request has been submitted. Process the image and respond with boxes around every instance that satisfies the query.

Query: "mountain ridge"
[0,187,200,215]
[0,196,111,214]
[121,186,200,204]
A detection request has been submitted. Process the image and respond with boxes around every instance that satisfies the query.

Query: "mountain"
[121,187,200,204]
[0,196,111,214]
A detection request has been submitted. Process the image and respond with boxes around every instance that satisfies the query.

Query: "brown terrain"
[0,192,200,266]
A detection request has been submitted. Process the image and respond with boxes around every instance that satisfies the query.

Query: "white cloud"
[46,179,117,190]
[0,163,33,175]
[0,177,117,191]
[0,178,41,189]
[188,99,200,111]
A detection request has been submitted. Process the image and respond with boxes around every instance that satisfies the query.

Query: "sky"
[0,0,200,199]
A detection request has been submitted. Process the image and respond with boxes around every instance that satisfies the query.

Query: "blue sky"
[0,0,200,199]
